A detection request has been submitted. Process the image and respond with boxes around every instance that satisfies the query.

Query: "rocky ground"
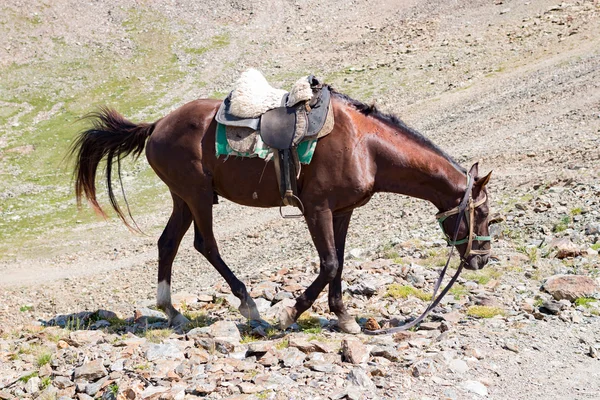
[1,0,600,399]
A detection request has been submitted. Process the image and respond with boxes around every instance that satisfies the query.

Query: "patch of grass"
[467,306,505,318]
[19,305,34,312]
[257,391,271,400]
[553,215,571,233]
[574,297,597,308]
[591,243,600,251]
[449,284,469,300]
[570,207,583,215]
[36,352,52,367]
[275,338,289,350]
[109,383,119,395]
[134,363,151,370]
[385,284,432,301]
[143,328,172,343]
[184,311,212,329]
[462,269,502,285]
[516,245,538,264]
[40,376,51,390]
[240,334,259,344]
[297,315,322,334]
[184,32,231,56]
[19,371,38,383]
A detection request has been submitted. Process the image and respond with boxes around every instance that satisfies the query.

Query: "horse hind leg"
[189,191,261,321]
[156,192,193,328]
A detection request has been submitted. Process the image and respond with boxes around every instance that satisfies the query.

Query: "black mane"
[330,88,466,174]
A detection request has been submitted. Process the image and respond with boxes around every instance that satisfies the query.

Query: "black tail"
[69,107,156,232]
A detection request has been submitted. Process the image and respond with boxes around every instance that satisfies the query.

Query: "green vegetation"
[275,338,289,350]
[574,297,597,308]
[0,5,225,259]
[143,328,172,343]
[516,245,538,264]
[467,306,505,318]
[591,243,600,251]
[109,383,120,395]
[570,207,583,215]
[449,284,469,300]
[36,352,52,367]
[240,334,259,344]
[19,372,38,383]
[296,315,323,334]
[385,284,432,301]
[552,215,571,233]
[19,305,34,312]
[40,376,52,390]
[462,268,502,285]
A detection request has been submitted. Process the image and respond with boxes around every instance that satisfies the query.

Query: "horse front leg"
[279,208,341,329]
[156,193,193,328]
[327,212,361,334]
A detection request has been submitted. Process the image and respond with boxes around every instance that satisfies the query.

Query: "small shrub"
[19,372,38,383]
[143,329,172,343]
[553,215,571,233]
[109,383,119,395]
[36,352,52,367]
[462,269,502,285]
[449,284,469,300]
[40,376,51,389]
[467,306,505,318]
[297,315,322,334]
[574,297,597,308]
[240,334,259,344]
[275,338,289,350]
[385,284,432,301]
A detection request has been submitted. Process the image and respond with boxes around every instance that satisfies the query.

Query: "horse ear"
[476,171,492,188]
[468,162,479,179]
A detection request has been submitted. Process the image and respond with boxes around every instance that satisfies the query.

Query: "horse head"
[437,163,492,270]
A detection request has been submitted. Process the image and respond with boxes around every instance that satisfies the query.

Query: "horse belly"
[212,158,282,208]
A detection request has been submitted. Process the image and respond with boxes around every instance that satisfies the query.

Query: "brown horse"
[70,89,492,333]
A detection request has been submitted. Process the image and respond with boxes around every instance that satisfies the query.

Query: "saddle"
[215,69,334,215]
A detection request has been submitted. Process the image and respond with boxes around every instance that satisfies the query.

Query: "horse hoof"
[239,300,261,321]
[278,306,296,330]
[170,313,190,329]
[337,314,361,334]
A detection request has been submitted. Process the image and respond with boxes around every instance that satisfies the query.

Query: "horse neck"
[371,124,467,212]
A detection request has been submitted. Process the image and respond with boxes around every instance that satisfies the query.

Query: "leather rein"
[364,171,491,335]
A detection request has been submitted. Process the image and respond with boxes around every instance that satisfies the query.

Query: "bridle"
[364,169,491,335]
[435,176,491,259]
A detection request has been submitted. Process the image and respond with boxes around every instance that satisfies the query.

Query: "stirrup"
[279,194,304,219]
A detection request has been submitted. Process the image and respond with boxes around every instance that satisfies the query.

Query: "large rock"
[146,342,185,361]
[341,338,369,364]
[208,321,241,344]
[73,360,108,381]
[549,238,581,259]
[542,275,599,301]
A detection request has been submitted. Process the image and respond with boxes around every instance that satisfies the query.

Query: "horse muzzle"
[464,254,489,270]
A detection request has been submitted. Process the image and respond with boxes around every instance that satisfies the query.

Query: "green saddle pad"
[215,123,318,164]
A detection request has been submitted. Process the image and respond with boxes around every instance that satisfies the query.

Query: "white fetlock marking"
[157,280,172,309]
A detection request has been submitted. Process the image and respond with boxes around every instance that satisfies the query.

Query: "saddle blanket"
[215,123,318,164]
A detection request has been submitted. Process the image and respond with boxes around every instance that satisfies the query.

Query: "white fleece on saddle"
[286,75,313,107]
[229,68,287,118]
[228,69,314,118]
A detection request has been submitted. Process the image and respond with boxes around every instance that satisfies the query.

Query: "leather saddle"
[215,74,332,215]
